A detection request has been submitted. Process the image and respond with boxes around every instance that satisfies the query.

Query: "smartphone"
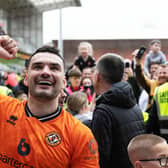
[125,62,130,68]
[136,47,146,59]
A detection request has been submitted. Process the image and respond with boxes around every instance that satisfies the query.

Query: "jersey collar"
[25,103,62,122]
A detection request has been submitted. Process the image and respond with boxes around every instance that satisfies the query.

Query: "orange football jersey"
[0,95,99,168]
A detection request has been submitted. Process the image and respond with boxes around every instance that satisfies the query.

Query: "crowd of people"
[0,35,168,168]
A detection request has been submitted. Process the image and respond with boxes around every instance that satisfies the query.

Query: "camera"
[125,62,130,68]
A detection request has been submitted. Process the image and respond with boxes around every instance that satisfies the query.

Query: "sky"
[43,0,168,43]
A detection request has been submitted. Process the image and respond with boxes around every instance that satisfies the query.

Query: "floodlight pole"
[58,8,64,57]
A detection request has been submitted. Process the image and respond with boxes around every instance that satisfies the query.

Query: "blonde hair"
[67,91,88,115]
[127,134,166,164]
[78,41,93,56]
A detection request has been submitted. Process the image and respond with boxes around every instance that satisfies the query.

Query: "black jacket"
[74,55,95,71]
[91,81,145,168]
[127,76,142,103]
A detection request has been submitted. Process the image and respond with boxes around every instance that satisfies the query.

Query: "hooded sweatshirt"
[91,81,145,168]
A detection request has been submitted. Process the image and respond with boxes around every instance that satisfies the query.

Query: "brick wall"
[53,39,168,70]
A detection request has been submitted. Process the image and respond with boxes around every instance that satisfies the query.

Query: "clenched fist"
[0,35,18,60]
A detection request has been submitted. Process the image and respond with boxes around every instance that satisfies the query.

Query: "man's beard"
[33,91,59,100]
[29,82,61,100]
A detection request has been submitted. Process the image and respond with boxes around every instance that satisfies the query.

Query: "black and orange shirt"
[0,95,99,168]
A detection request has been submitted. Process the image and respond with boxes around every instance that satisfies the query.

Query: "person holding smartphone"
[135,47,168,113]
[123,59,142,104]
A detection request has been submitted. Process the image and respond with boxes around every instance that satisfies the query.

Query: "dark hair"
[27,46,65,68]
[24,59,29,69]
[149,61,160,67]
[97,53,124,84]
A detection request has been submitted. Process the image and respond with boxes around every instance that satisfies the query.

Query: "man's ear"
[62,77,67,89]
[96,72,101,82]
[135,160,143,168]
[24,72,28,87]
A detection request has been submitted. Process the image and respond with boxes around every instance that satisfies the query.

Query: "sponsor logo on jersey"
[0,153,33,168]
[6,115,18,126]
[45,132,62,147]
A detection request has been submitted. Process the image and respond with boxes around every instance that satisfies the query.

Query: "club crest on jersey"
[45,132,62,147]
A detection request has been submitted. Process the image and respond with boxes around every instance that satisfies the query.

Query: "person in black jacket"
[91,53,145,168]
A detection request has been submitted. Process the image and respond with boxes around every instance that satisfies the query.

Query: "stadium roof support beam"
[0,0,81,16]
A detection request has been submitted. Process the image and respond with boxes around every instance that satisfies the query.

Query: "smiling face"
[24,52,65,100]
[158,65,168,85]
[150,63,160,79]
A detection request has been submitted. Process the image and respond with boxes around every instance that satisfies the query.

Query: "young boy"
[144,39,166,77]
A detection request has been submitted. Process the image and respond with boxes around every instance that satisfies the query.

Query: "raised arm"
[135,56,151,93]
[0,35,18,60]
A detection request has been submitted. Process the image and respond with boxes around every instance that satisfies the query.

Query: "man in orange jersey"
[0,35,99,168]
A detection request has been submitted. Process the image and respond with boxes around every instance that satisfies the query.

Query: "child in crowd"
[66,91,92,124]
[66,67,83,95]
[144,39,166,77]
[127,134,168,168]
[74,42,96,71]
